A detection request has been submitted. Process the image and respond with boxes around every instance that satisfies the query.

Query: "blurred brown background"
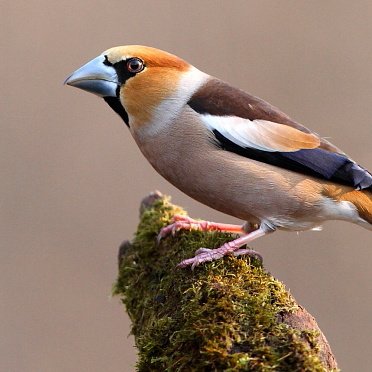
[1,1,372,371]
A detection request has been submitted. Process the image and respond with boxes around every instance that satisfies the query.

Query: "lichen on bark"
[114,193,338,371]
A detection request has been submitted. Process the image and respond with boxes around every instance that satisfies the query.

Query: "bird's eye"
[127,58,144,73]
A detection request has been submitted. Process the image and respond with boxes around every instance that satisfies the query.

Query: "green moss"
[114,196,331,371]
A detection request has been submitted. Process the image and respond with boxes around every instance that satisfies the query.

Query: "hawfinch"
[65,45,372,268]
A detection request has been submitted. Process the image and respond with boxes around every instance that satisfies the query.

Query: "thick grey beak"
[64,55,118,98]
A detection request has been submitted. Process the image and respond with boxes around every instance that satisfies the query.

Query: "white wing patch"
[201,114,320,153]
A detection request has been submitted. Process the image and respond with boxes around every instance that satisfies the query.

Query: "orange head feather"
[104,46,191,125]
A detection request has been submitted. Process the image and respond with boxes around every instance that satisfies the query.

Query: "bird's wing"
[188,78,372,189]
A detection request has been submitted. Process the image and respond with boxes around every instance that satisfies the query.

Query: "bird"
[65,45,372,269]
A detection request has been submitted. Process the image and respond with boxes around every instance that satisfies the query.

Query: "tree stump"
[114,192,338,371]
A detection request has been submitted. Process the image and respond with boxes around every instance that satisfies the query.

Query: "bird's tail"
[341,188,372,230]
[323,185,372,230]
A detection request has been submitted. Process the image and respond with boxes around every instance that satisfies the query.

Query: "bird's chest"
[131,123,271,221]
[132,126,206,187]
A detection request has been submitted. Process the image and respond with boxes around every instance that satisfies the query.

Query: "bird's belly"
[135,131,327,230]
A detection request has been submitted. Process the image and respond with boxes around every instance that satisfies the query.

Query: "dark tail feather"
[331,160,372,190]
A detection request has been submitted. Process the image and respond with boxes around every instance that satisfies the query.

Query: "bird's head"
[65,45,207,130]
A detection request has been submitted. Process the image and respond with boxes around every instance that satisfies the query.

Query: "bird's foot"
[158,215,243,243]
[177,242,262,270]
[158,215,202,242]
[176,225,272,269]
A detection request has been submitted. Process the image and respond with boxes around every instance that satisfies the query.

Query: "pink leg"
[158,214,244,242]
[177,224,274,269]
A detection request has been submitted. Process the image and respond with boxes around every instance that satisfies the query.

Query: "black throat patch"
[102,56,138,127]
[104,96,129,127]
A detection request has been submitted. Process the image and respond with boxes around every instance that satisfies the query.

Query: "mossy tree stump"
[114,192,338,371]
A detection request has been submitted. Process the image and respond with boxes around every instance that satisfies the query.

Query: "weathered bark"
[114,192,338,371]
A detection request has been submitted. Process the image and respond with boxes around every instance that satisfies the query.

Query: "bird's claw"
[177,249,225,270]
[157,223,179,243]
[194,247,213,255]
[178,246,262,269]
[157,215,200,243]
